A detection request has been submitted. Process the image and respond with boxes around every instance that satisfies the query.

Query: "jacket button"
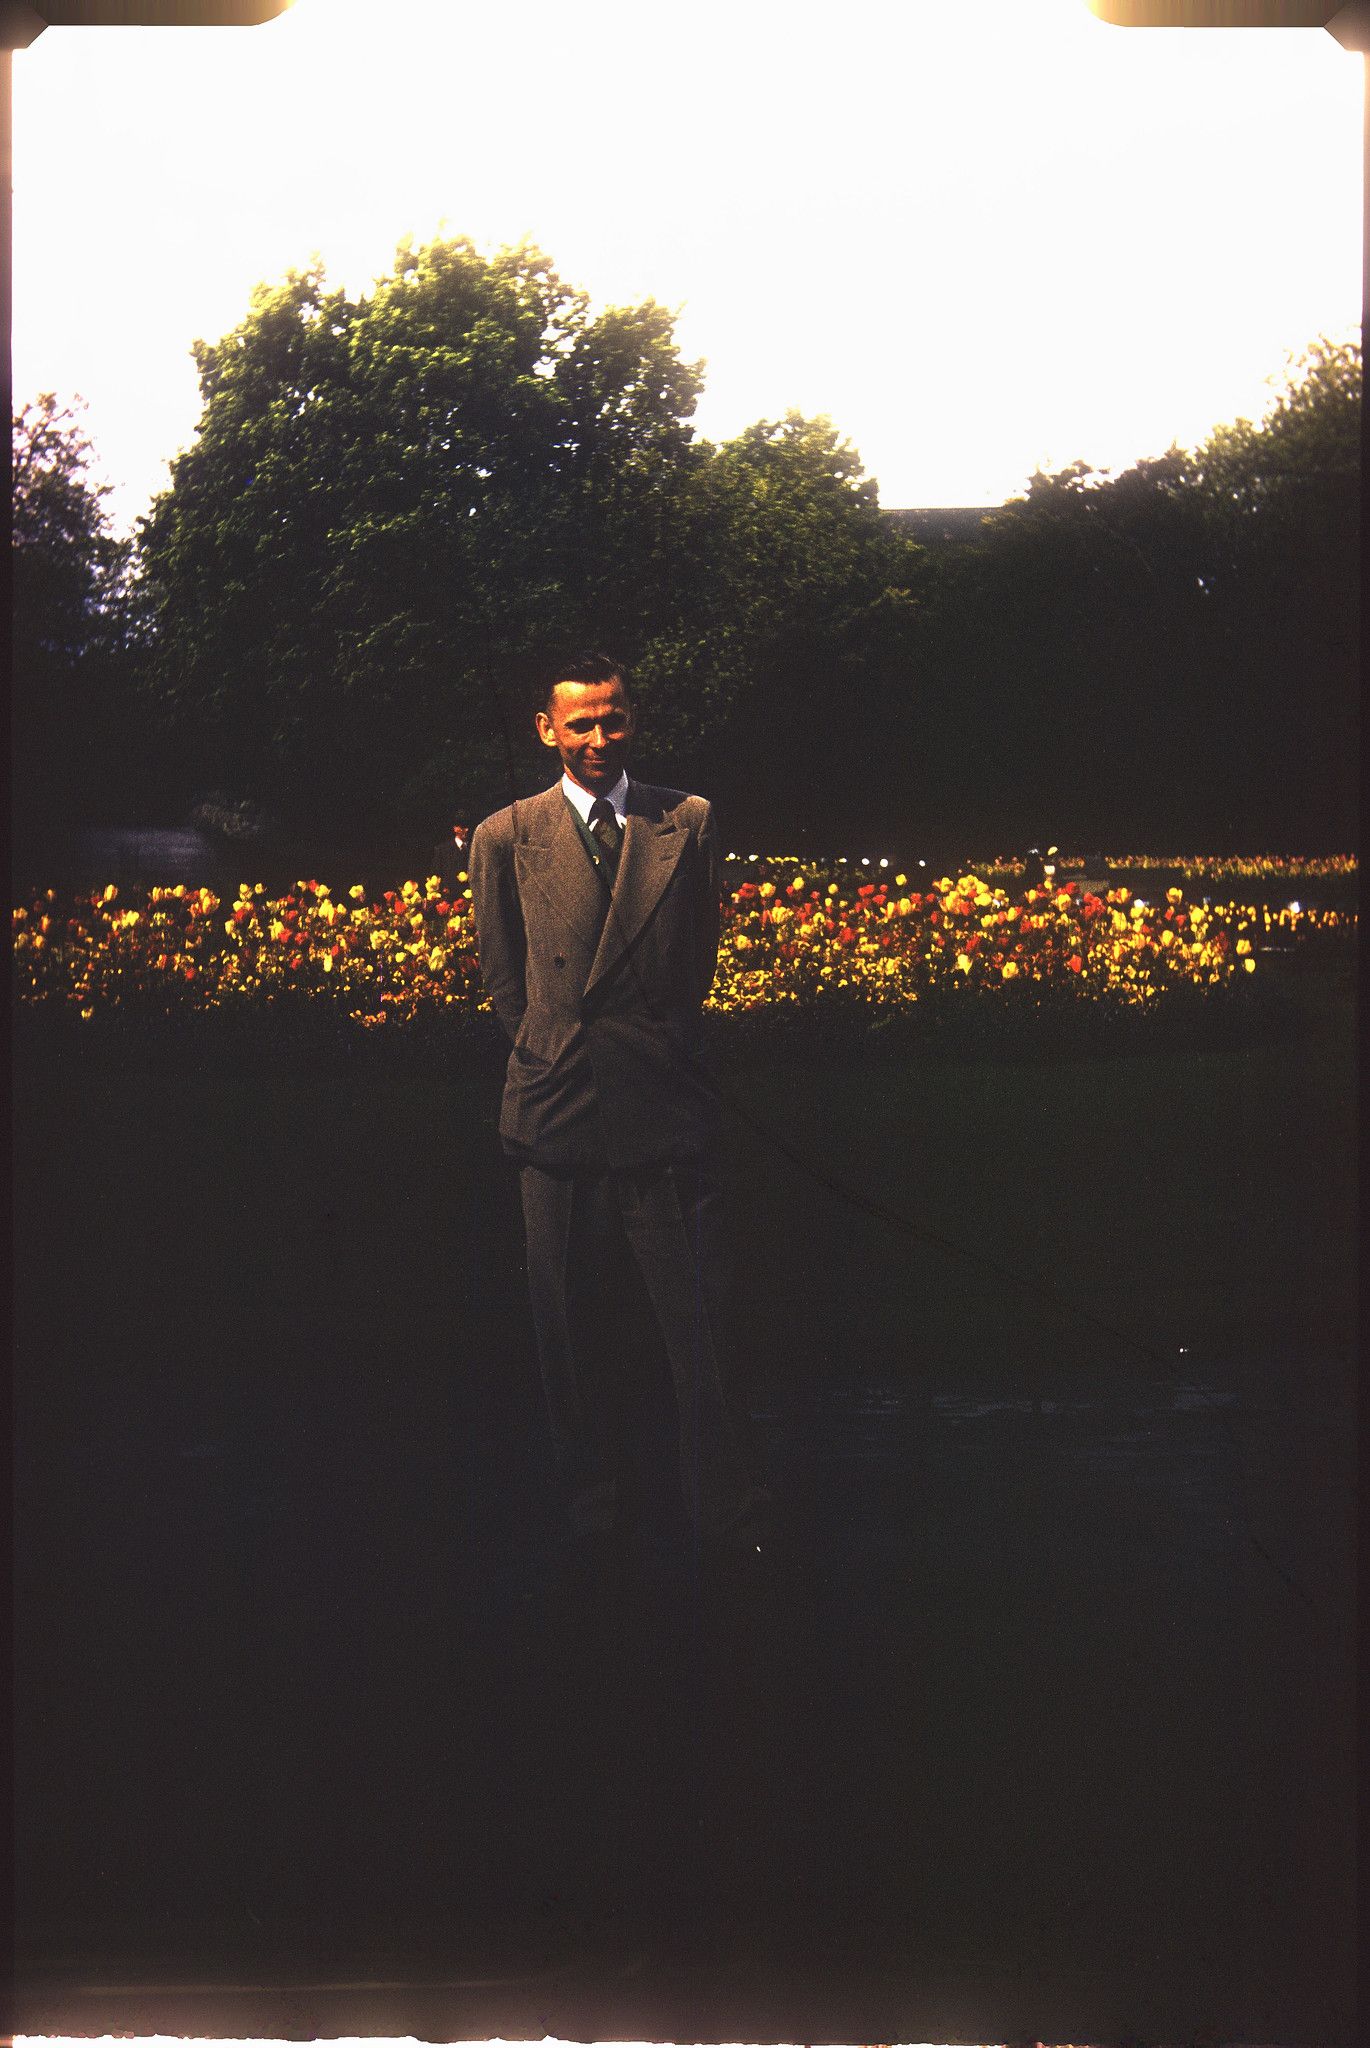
[553,954,566,967]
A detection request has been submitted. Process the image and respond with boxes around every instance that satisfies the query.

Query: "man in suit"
[468,651,766,1561]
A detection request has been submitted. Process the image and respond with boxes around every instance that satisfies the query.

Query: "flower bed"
[12,858,1355,1031]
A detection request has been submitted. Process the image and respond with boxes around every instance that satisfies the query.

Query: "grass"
[14,974,1355,1433]
[12,977,1356,2032]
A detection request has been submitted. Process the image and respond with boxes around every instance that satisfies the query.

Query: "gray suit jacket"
[468,777,724,1170]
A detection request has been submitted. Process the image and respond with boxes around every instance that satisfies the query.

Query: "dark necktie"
[588,797,621,881]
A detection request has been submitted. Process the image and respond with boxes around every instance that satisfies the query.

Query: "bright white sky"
[11,0,1363,533]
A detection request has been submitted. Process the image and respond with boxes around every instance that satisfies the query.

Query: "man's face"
[535,676,635,796]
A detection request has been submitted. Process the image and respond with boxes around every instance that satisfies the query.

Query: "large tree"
[136,239,711,833]
[133,236,922,843]
[903,335,1359,852]
[11,394,140,840]
[1179,335,1360,844]
[652,412,924,844]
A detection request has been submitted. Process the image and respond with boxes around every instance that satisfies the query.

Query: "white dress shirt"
[561,768,628,826]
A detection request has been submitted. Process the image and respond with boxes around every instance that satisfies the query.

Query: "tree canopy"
[11,394,141,838]
[24,251,1356,857]
[899,334,1359,851]
[135,235,915,839]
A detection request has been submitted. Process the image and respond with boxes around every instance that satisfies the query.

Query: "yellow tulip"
[1002,960,1020,979]
[956,952,973,973]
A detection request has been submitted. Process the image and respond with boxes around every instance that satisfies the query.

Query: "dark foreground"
[11,987,1356,2043]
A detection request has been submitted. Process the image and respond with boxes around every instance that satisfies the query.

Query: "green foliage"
[659,412,923,824]
[905,335,1360,851]
[1184,334,1361,848]
[12,394,125,655]
[133,236,916,837]
[121,239,1359,855]
[1187,334,1361,528]
[135,239,702,828]
[11,395,141,834]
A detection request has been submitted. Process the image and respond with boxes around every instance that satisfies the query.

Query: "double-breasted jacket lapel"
[512,780,690,1002]
[512,789,605,957]
[587,787,690,1002]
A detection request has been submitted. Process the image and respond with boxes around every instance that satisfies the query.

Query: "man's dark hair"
[541,650,631,715]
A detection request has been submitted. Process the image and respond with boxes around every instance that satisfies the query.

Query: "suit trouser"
[518,1152,757,1538]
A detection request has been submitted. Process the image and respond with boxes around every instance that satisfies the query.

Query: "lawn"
[14,977,1354,1423]
[11,975,1357,2041]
